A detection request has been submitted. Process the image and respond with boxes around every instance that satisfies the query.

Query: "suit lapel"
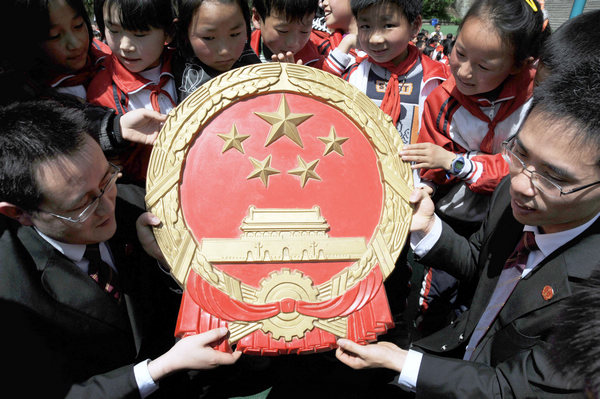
[501,254,570,324]
[18,226,131,333]
[502,219,600,324]
[465,200,524,333]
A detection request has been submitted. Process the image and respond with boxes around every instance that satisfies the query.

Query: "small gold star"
[217,123,250,154]
[247,155,280,187]
[254,95,313,148]
[318,126,349,156]
[288,156,321,188]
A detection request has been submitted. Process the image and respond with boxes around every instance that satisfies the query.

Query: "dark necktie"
[85,243,122,302]
[463,231,538,360]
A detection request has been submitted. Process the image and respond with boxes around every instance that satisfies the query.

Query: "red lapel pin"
[542,285,554,301]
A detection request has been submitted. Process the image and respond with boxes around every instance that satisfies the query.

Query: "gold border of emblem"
[146,63,413,342]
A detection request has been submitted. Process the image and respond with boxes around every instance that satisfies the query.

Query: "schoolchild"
[432,22,443,38]
[399,0,549,337]
[174,0,261,102]
[415,39,425,52]
[309,0,358,66]
[316,0,371,76]
[250,0,326,67]
[338,0,446,349]
[438,37,454,65]
[401,0,549,227]
[312,0,356,56]
[429,35,443,61]
[36,0,110,100]
[87,0,176,185]
[1,0,167,161]
[342,0,449,147]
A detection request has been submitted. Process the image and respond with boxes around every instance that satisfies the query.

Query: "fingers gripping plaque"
[146,63,413,355]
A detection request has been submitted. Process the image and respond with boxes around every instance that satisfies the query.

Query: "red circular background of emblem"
[179,92,383,287]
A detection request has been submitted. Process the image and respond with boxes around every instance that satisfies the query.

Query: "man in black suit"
[0,101,240,398]
[335,62,600,397]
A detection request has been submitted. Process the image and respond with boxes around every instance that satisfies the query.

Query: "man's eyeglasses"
[38,163,121,223]
[502,137,600,197]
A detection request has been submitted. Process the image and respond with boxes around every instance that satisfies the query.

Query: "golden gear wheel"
[256,268,319,341]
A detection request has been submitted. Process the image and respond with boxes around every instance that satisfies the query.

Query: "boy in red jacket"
[251,0,325,68]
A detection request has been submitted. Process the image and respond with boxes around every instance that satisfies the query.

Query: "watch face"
[452,157,465,175]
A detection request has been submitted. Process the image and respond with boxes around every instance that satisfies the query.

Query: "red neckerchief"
[109,48,175,113]
[367,44,420,125]
[444,67,535,152]
[328,30,344,49]
[46,39,109,89]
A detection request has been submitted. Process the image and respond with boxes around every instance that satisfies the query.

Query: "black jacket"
[411,178,596,398]
[0,185,185,398]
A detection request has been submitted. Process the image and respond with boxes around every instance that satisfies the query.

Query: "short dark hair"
[551,267,600,397]
[442,38,454,56]
[539,10,600,74]
[0,101,89,211]
[532,60,600,164]
[351,0,421,23]
[252,0,318,23]
[176,0,252,58]
[95,0,175,38]
[460,0,549,65]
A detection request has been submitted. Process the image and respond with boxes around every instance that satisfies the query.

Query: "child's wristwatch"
[449,154,465,175]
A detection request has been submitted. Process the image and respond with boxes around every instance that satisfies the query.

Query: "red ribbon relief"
[175,267,394,354]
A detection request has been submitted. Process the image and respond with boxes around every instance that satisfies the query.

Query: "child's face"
[188,0,247,72]
[40,0,90,73]
[450,16,519,96]
[103,3,170,73]
[320,0,353,32]
[356,4,420,65]
[252,10,314,56]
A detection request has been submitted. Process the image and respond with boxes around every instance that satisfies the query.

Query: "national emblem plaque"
[146,63,413,355]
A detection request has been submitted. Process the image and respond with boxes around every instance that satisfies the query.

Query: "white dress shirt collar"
[34,227,115,272]
[524,211,600,257]
[34,227,86,263]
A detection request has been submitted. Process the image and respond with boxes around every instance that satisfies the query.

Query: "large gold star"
[254,95,313,148]
[318,126,349,156]
[288,156,321,188]
[247,155,280,187]
[217,123,250,154]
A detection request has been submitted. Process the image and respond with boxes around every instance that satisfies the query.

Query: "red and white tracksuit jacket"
[343,52,449,146]
[48,39,111,100]
[418,67,536,194]
[86,48,177,184]
[308,28,368,76]
[87,48,177,115]
[309,28,342,57]
[250,29,325,69]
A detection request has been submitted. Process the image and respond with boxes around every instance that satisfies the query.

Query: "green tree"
[422,0,454,20]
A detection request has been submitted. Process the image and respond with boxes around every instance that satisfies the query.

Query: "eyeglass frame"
[37,162,122,223]
[502,136,600,197]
